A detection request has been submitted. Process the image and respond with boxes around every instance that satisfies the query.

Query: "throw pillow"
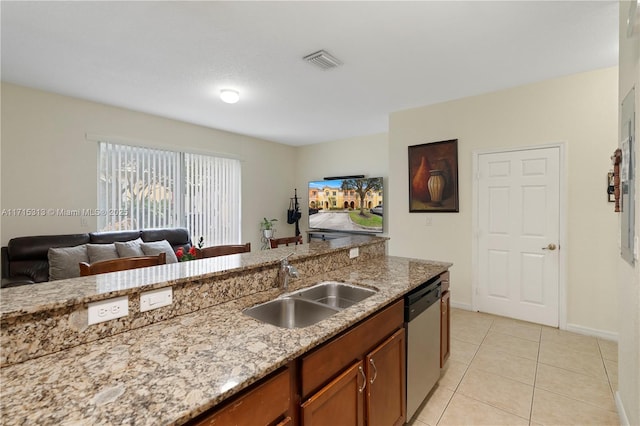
[115,238,145,257]
[140,240,179,264]
[48,244,89,281]
[86,243,119,263]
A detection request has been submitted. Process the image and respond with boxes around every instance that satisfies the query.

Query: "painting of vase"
[408,139,459,212]
[411,156,432,202]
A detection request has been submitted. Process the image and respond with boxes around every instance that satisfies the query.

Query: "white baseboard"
[565,323,618,342]
[450,301,473,311]
[615,391,630,426]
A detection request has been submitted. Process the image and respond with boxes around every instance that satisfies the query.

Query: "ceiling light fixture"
[220,89,240,104]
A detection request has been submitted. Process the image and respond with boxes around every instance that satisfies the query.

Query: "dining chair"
[195,243,251,259]
[79,252,166,276]
[269,235,303,249]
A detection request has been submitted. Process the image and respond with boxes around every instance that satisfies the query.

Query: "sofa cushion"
[141,228,191,250]
[89,230,141,244]
[9,234,90,261]
[87,243,119,263]
[114,238,145,257]
[140,240,179,264]
[48,245,89,281]
[6,234,90,284]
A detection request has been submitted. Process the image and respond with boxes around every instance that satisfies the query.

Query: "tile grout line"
[528,328,542,426]
[597,339,618,397]
[434,317,493,425]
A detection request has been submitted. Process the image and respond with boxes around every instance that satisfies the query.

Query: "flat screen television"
[308,177,383,234]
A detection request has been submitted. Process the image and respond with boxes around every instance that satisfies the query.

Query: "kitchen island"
[0,236,451,425]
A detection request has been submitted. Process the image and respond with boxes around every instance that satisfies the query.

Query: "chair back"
[269,235,303,249]
[79,253,166,276]
[195,243,251,259]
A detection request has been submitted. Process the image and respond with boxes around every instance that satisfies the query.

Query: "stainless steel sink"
[243,281,377,328]
[243,297,340,329]
[290,281,377,309]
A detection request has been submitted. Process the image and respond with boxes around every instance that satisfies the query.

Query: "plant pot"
[262,229,273,239]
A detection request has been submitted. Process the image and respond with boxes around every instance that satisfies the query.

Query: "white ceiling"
[1,1,619,146]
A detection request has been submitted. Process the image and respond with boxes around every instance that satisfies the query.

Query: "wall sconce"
[611,149,622,212]
[607,171,615,202]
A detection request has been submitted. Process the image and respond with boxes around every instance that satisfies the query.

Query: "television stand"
[307,230,351,242]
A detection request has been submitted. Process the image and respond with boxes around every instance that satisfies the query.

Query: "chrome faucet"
[278,252,299,290]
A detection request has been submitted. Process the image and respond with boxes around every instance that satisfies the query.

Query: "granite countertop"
[1,235,384,317]
[0,255,451,425]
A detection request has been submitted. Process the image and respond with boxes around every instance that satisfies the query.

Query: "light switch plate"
[349,247,359,259]
[88,296,129,325]
[140,287,173,312]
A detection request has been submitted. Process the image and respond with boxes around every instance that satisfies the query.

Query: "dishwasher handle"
[405,276,442,306]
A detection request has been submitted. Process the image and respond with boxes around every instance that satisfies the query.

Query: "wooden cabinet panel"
[441,271,450,292]
[366,329,406,426]
[192,367,290,426]
[301,300,403,398]
[301,361,365,426]
[440,290,450,367]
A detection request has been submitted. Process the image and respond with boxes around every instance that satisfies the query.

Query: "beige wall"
[388,67,620,336]
[0,83,296,250]
[294,133,388,236]
[617,2,640,425]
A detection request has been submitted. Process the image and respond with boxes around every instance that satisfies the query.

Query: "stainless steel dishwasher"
[405,275,442,421]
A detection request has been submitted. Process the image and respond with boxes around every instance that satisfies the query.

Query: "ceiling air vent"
[303,50,342,70]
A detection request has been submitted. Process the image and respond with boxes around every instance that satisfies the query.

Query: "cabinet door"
[192,367,290,426]
[365,328,406,426]
[301,361,365,426]
[440,290,450,367]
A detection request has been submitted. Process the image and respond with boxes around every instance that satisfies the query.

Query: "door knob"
[542,243,557,251]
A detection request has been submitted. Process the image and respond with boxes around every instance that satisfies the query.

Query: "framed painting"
[408,139,459,212]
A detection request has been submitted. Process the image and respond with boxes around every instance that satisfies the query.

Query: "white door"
[477,146,560,327]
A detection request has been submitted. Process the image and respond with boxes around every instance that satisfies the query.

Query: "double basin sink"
[243,281,377,329]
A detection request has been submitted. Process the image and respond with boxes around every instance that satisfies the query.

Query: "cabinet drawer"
[192,367,290,426]
[301,300,403,398]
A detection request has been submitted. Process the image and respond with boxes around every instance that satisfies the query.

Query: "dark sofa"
[1,228,191,288]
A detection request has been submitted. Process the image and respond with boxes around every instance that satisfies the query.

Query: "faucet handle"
[280,252,296,263]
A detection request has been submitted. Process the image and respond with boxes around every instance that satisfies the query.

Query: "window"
[98,142,241,245]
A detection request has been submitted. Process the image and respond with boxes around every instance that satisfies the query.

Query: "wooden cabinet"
[301,361,365,426]
[191,367,291,426]
[365,329,406,426]
[301,300,406,426]
[440,289,450,367]
[301,300,403,399]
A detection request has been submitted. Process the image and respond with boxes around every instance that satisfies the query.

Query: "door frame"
[471,142,568,330]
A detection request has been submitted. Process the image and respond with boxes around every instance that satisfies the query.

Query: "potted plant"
[261,217,278,239]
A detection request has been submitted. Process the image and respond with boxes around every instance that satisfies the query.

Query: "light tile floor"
[409,308,620,426]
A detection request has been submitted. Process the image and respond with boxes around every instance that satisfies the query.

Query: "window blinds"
[98,142,241,246]
[184,153,241,246]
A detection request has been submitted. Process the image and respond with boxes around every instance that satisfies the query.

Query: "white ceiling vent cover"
[303,50,343,70]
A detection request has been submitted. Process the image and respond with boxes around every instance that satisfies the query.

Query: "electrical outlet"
[88,296,129,325]
[140,287,173,312]
[425,217,432,226]
[349,247,359,259]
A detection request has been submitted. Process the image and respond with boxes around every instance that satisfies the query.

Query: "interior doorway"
[473,144,565,327]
